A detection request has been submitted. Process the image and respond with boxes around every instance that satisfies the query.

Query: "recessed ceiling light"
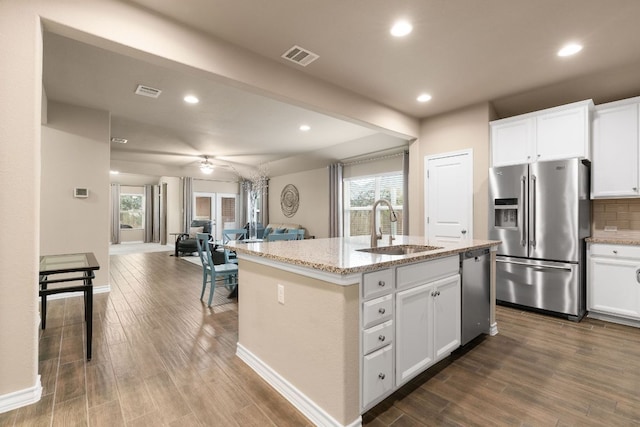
[299,124,311,132]
[184,95,199,104]
[110,170,119,175]
[417,93,432,103]
[110,137,128,144]
[390,20,413,37]
[557,43,583,57]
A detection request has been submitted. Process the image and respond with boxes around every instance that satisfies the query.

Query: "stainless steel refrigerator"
[488,158,590,319]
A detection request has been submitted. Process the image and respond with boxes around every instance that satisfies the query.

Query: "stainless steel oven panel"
[496,256,582,317]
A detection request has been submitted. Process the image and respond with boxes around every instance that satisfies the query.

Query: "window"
[343,172,404,237]
[120,194,144,229]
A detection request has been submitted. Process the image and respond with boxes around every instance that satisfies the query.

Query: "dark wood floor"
[1,251,639,426]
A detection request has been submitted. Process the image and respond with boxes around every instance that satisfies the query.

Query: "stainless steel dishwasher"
[461,248,490,345]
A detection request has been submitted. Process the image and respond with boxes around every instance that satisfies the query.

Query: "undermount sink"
[357,244,443,256]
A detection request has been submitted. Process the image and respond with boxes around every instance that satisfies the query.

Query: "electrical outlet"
[277,284,285,304]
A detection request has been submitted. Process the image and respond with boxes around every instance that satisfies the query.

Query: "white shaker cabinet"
[490,117,535,166]
[395,274,461,387]
[591,99,640,198]
[360,255,460,411]
[395,282,434,385]
[490,99,593,167]
[588,244,640,322]
[394,257,460,387]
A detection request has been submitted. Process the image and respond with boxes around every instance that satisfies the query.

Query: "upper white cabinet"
[490,117,535,166]
[490,100,593,167]
[591,97,640,199]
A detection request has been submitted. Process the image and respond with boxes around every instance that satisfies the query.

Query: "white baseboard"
[0,375,42,414]
[236,343,362,427]
[490,322,499,336]
[587,311,640,328]
[46,284,110,301]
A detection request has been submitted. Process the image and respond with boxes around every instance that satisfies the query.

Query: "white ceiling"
[43,0,640,180]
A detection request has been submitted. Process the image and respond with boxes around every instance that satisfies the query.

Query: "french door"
[193,192,239,241]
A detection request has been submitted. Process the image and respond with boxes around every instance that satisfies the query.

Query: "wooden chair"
[195,233,238,306]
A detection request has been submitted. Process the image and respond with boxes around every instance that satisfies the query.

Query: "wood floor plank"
[143,371,192,423]
[86,362,118,408]
[12,393,54,427]
[54,360,85,404]
[87,399,125,427]
[52,395,87,427]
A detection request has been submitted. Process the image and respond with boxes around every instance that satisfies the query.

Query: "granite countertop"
[226,235,501,275]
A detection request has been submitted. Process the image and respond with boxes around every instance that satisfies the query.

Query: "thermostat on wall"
[74,187,89,198]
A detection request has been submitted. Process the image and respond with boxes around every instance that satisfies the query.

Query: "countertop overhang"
[226,236,501,276]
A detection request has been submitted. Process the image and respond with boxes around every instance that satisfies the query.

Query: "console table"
[39,252,100,360]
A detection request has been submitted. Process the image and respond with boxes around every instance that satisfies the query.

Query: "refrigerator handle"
[530,174,536,248]
[520,176,526,247]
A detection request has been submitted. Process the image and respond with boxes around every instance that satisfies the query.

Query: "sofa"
[262,222,307,240]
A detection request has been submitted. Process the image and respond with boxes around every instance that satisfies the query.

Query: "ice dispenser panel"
[494,198,518,229]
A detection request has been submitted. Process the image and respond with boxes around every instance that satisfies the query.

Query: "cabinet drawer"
[362,320,393,355]
[396,255,459,290]
[363,269,393,299]
[362,345,393,410]
[590,243,640,259]
[363,294,393,329]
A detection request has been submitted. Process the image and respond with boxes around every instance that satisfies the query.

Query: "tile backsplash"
[592,199,640,238]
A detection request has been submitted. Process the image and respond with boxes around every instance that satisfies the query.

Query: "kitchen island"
[227,236,500,427]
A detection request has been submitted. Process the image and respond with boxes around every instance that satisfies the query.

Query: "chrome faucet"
[370,199,398,248]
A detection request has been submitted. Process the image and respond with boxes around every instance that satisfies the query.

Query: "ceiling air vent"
[134,84,162,98]
[110,137,128,144]
[281,45,319,67]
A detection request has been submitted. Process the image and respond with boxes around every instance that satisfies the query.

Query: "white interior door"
[425,150,473,242]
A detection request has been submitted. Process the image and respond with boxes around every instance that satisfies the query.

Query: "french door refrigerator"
[489,158,590,319]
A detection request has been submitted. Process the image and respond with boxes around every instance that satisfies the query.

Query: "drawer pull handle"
[613,250,618,254]
[378,280,385,287]
[378,335,386,342]
[378,308,386,315]
[378,373,386,380]
[637,268,640,284]
[431,290,441,297]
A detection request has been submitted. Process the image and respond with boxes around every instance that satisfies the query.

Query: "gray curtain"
[260,178,269,227]
[144,184,153,242]
[110,183,121,244]
[182,177,193,232]
[329,163,343,237]
[402,150,409,235]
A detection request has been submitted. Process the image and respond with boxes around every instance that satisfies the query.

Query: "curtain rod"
[340,150,407,167]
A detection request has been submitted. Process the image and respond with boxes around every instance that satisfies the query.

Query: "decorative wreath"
[280,184,299,218]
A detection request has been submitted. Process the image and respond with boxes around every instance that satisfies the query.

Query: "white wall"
[269,168,329,238]
[41,102,111,287]
[192,178,239,194]
[410,102,495,239]
[0,1,42,401]
[161,176,182,234]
